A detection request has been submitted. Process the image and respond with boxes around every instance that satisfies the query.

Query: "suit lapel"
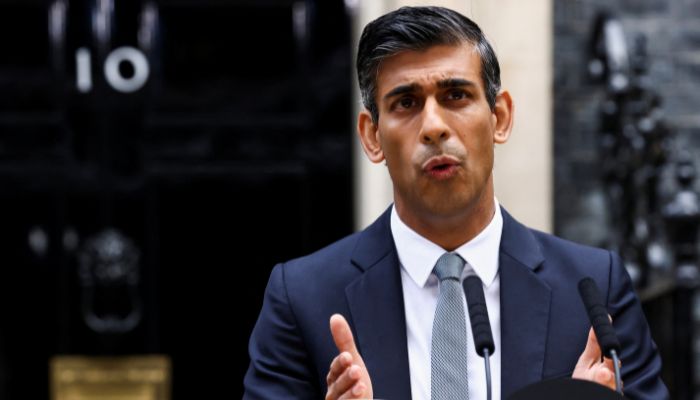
[343,207,552,399]
[499,208,552,399]
[345,208,412,399]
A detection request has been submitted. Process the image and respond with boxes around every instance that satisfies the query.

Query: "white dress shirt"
[391,199,503,400]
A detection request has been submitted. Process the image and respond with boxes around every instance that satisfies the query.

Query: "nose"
[419,98,450,145]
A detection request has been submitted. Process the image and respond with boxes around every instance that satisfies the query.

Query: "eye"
[390,96,418,112]
[397,96,416,109]
[445,89,468,101]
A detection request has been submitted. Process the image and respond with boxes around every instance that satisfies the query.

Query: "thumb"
[579,327,602,364]
[330,314,361,359]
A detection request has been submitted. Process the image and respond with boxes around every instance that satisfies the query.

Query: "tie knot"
[434,253,465,281]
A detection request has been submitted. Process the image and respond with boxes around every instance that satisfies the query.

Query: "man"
[244,6,668,400]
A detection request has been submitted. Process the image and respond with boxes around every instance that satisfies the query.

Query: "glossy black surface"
[0,0,353,397]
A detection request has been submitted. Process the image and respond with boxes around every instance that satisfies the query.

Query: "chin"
[427,188,484,214]
[421,198,471,219]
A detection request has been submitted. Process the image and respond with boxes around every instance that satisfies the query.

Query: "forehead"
[376,43,483,95]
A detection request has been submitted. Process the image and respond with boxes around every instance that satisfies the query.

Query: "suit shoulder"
[288,231,361,265]
[530,228,609,256]
[529,228,613,273]
[278,231,363,282]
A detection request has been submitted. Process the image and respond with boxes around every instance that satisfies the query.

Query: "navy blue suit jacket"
[244,207,668,399]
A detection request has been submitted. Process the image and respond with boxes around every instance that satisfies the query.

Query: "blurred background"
[0,0,698,398]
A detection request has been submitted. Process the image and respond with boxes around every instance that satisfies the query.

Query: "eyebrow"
[437,78,477,89]
[383,83,420,100]
[383,78,477,100]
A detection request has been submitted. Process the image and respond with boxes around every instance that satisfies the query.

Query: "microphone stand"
[463,276,495,400]
[609,349,622,394]
[482,347,492,400]
[578,277,624,395]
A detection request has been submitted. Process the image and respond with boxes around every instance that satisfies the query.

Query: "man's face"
[360,43,511,223]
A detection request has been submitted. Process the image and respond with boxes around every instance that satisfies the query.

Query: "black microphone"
[463,275,495,400]
[577,278,621,356]
[577,277,622,393]
[463,276,495,355]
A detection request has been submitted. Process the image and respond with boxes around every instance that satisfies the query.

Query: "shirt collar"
[390,198,503,288]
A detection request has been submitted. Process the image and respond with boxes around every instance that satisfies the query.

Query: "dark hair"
[356,6,501,122]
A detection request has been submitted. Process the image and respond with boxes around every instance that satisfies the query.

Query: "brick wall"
[554,0,700,244]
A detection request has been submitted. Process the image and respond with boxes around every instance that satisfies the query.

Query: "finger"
[594,365,615,390]
[351,381,368,398]
[338,381,368,400]
[330,314,360,357]
[327,364,362,400]
[601,355,615,370]
[578,327,602,366]
[326,352,352,387]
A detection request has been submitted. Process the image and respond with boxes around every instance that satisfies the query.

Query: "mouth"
[422,155,461,180]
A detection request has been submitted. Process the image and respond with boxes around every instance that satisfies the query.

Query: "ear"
[492,90,514,144]
[357,110,385,164]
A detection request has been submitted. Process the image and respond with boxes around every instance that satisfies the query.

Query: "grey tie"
[431,252,469,400]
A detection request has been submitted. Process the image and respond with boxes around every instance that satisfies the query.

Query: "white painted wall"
[351,0,552,233]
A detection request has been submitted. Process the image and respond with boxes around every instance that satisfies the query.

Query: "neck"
[396,186,496,252]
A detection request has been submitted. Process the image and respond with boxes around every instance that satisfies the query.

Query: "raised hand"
[572,327,620,391]
[325,314,373,400]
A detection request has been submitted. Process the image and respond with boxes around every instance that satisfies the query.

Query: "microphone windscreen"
[578,277,621,357]
[463,276,495,356]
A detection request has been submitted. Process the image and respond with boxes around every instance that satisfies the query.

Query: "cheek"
[457,125,495,171]
[380,135,402,162]
[379,135,411,180]
[461,116,495,150]
[380,125,419,165]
